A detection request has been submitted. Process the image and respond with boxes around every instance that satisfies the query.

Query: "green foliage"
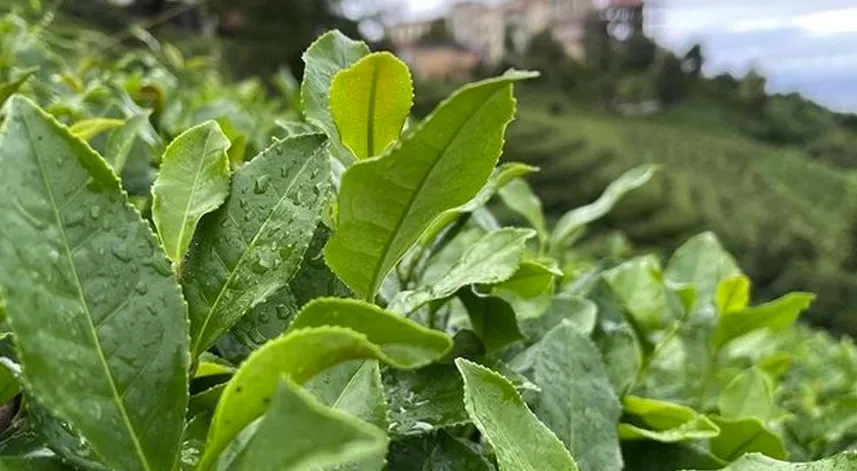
[739,69,768,113]
[182,134,330,357]
[519,321,624,471]
[0,17,855,471]
[302,30,370,165]
[217,376,387,470]
[456,358,579,471]
[505,88,857,333]
[151,120,231,268]
[331,52,413,159]
[652,51,689,104]
[0,96,189,471]
[324,71,537,300]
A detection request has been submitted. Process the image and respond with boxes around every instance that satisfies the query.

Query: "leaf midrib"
[366,85,507,298]
[365,59,381,157]
[23,113,153,471]
[193,144,321,354]
[722,426,765,461]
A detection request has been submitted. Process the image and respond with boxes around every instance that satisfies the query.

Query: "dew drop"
[275,304,291,320]
[89,205,101,219]
[135,280,148,295]
[112,243,132,262]
[254,175,271,194]
[65,211,84,227]
[147,256,173,276]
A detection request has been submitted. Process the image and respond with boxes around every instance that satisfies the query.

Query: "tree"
[616,32,655,72]
[524,29,578,90]
[423,18,453,44]
[650,50,687,105]
[583,10,611,72]
[212,0,363,80]
[683,43,704,78]
[739,68,767,113]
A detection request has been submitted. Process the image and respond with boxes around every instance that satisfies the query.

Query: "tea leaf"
[182,134,330,356]
[384,365,469,437]
[458,288,524,353]
[105,113,151,173]
[69,118,124,141]
[218,377,387,471]
[306,359,387,429]
[306,359,388,470]
[716,274,751,314]
[499,178,547,244]
[549,165,656,254]
[387,432,493,471]
[418,162,537,247]
[619,396,720,442]
[331,52,413,159]
[709,416,787,462]
[152,121,231,267]
[718,367,774,421]
[712,293,815,351]
[301,30,370,164]
[0,69,35,107]
[389,228,535,313]
[493,260,557,320]
[524,322,623,471]
[288,298,453,366]
[229,224,350,353]
[665,232,740,311]
[597,323,642,398]
[603,255,667,329]
[456,358,579,471]
[199,325,448,470]
[682,452,857,471]
[0,96,189,471]
[522,295,598,341]
[324,71,537,300]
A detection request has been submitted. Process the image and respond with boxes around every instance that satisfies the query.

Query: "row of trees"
[58,0,392,79]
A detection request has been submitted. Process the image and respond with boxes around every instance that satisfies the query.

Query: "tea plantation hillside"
[3,9,857,471]
[502,88,857,333]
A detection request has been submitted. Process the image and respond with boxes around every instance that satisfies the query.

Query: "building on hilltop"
[387,0,644,80]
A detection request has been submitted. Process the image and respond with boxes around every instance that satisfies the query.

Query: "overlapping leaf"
[709,416,787,462]
[324,71,537,300]
[549,165,656,254]
[524,322,623,471]
[682,451,857,471]
[301,30,370,164]
[456,359,579,471]
[418,162,537,248]
[713,293,815,351]
[331,52,413,159]
[181,133,330,356]
[152,120,231,267]
[619,396,720,443]
[200,300,452,469]
[216,377,387,471]
[389,228,535,313]
[499,178,547,244]
[0,96,189,471]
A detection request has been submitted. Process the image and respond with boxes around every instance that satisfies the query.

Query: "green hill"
[503,87,857,332]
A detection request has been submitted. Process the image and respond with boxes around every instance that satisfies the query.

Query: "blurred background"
[4,0,857,335]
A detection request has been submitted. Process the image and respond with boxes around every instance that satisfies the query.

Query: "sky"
[401,0,857,111]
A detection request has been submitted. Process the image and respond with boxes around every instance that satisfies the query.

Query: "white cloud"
[795,7,857,36]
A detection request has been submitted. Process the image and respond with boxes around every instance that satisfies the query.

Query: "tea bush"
[0,16,856,471]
